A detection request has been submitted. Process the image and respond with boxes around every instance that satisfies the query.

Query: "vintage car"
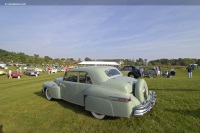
[57,67,66,72]
[9,71,22,78]
[120,66,143,78]
[0,63,6,69]
[34,68,43,72]
[143,67,157,78]
[0,70,7,75]
[50,68,58,73]
[24,68,39,76]
[42,66,156,119]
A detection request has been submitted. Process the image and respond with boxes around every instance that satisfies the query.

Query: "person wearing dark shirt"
[186,65,192,78]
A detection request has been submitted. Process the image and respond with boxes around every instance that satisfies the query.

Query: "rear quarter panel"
[84,86,140,118]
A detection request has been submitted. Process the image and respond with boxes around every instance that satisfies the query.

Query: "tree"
[44,56,52,64]
[85,57,92,61]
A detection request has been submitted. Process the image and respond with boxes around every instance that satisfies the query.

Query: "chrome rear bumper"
[133,91,156,116]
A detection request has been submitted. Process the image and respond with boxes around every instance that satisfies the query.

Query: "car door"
[61,71,78,104]
[61,71,92,106]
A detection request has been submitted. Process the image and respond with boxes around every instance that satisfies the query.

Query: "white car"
[24,68,39,76]
[50,68,57,73]
[0,63,6,69]
[34,68,43,72]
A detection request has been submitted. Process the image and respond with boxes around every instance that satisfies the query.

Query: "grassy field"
[0,68,200,133]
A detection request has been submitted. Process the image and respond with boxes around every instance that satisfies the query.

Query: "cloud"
[0,6,200,60]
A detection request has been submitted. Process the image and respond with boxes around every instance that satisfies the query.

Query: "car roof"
[67,66,121,84]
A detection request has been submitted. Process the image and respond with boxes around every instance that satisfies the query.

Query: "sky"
[0,5,200,61]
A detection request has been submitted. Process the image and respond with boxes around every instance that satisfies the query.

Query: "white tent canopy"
[78,61,119,66]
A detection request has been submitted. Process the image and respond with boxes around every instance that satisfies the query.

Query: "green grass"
[0,69,200,133]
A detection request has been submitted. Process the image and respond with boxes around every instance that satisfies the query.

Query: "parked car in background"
[0,70,7,75]
[34,68,43,72]
[57,67,66,72]
[42,66,156,119]
[0,63,6,69]
[143,67,157,78]
[50,68,57,73]
[24,68,39,76]
[9,71,22,78]
[120,66,143,78]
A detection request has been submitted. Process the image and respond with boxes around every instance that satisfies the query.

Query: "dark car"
[120,66,143,78]
[143,67,157,78]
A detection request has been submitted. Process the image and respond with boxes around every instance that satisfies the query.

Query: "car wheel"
[148,73,154,78]
[128,73,134,78]
[45,88,52,101]
[91,112,106,120]
[135,79,148,103]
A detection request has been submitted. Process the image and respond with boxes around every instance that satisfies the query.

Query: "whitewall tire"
[91,112,106,120]
[45,88,52,101]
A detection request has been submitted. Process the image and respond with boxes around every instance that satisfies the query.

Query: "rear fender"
[85,96,114,116]
[84,86,129,116]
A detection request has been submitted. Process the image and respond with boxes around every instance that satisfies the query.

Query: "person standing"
[48,66,51,74]
[19,66,22,73]
[8,69,12,79]
[186,65,192,78]
[158,66,162,76]
[66,66,70,71]
[156,66,160,77]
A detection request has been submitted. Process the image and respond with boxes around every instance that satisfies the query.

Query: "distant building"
[78,61,120,67]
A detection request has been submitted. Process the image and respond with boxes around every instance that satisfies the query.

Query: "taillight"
[110,96,131,102]
[117,97,131,102]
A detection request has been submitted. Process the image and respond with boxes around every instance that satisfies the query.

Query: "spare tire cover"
[135,79,148,103]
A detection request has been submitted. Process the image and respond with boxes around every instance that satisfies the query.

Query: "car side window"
[63,72,78,82]
[105,69,121,77]
[124,66,128,70]
[128,67,132,71]
[79,72,92,84]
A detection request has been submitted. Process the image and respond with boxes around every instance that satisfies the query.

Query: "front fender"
[43,81,61,99]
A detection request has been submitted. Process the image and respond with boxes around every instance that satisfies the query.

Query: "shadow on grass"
[34,91,118,120]
[34,91,91,117]
[152,88,199,92]
[166,108,200,119]
[0,125,3,133]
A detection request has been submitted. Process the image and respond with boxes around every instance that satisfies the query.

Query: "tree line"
[0,49,199,66]
[149,58,200,66]
[0,49,79,66]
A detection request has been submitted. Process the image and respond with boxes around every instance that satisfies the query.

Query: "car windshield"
[105,69,121,77]
[135,66,140,69]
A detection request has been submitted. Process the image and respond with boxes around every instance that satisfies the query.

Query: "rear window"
[105,69,121,77]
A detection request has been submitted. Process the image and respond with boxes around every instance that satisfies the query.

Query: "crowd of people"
[2,64,197,79]
[153,66,176,78]
[153,64,195,78]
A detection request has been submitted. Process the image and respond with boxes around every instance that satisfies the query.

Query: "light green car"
[0,70,7,75]
[42,66,156,119]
